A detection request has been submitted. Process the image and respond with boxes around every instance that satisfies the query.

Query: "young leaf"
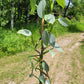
[44,14,55,24]
[49,50,55,58]
[42,61,49,73]
[45,79,50,84]
[39,75,45,83]
[55,43,63,52]
[37,0,46,18]
[49,34,55,47]
[58,17,69,27]
[42,30,49,47]
[56,0,65,8]
[17,29,32,36]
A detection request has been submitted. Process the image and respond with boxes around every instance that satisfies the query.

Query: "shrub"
[0,24,40,57]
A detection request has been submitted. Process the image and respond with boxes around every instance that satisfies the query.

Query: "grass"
[80,39,84,71]
[68,17,84,32]
[68,39,84,84]
[0,52,34,84]
[66,49,81,84]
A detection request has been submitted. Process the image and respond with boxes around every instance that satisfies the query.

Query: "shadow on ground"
[68,24,84,33]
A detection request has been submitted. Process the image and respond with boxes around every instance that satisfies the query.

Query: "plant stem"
[49,24,53,33]
[41,19,44,35]
[39,18,44,84]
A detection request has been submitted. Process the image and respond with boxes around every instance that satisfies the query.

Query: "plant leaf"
[43,48,53,55]
[55,43,63,52]
[29,60,34,70]
[37,0,46,18]
[29,60,34,78]
[44,14,55,24]
[42,30,49,47]
[45,79,50,84]
[42,61,49,73]
[51,0,55,11]
[58,17,69,27]
[17,29,32,36]
[56,0,65,8]
[49,50,55,58]
[39,75,45,83]
[49,34,55,47]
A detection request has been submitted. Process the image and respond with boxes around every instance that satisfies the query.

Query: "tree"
[64,0,71,17]
[67,0,84,19]
[11,0,14,30]
[17,0,69,84]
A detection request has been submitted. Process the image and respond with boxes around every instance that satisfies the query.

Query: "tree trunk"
[26,10,29,23]
[25,1,29,24]
[18,1,21,27]
[14,4,16,23]
[64,0,70,17]
[11,0,14,30]
[25,8,29,24]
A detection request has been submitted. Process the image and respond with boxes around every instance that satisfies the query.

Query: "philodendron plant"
[17,0,69,84]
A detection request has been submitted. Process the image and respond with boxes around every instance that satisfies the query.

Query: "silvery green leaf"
[39,75,45,83]
[44,14,55,24]
[49,34,55,47]
[55,43,63,52]
[17,29,32,36]
[37,0,46,18]
[42,30,49,47]
[42,61,49,73]
[49,50,55,58]
[58,17,69,26]
[45,79,50,84]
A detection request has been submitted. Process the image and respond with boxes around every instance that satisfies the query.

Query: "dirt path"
[21,33,84,84]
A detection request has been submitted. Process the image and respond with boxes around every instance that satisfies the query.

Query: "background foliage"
[0,0,84,57]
